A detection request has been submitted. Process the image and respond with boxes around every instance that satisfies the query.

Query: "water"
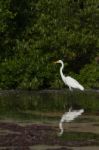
[0,89,99,113]
[0,89,99,150]
[0,89,99,123]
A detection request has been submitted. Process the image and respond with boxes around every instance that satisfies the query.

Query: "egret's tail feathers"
[76,109,84,117]
[79,109,84,114]
[79,85,84,91]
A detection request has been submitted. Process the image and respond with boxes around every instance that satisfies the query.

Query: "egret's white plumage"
[58,108,84,136]
[54,60,84,136]
[54,60,84,91]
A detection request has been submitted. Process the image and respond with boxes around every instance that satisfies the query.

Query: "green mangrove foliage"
[0,0,99,89]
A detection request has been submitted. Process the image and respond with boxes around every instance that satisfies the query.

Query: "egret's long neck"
[60,61,64,78]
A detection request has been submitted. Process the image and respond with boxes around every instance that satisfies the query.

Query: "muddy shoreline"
[0,122,99,150]
[0,89,99,95]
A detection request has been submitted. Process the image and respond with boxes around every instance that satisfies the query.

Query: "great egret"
[58,108,84,136]
[54,60,84,91]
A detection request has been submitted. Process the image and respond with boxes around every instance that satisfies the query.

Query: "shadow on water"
[0,89,99,149]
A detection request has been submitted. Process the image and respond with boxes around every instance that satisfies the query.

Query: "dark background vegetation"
[0,0,99,90]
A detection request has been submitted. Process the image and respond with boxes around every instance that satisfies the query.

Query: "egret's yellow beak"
[53,60,58,64]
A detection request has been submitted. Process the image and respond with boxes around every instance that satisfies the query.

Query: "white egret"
[54,60,84,91]
[58,108,84,136]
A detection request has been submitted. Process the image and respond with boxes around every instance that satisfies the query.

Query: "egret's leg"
[64,89,73,110]
[71,90,81,109]
[70,89,74,109]
[69,87,73,91]
[69,106,72,112]
[73,91,81,109]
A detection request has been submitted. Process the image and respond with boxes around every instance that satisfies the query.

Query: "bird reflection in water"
[58,108,84,136]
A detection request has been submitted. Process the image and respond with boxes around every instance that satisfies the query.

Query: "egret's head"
[54,60,62,64]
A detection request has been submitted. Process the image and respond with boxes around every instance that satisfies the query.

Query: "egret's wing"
[66,76,84,90]
[62,109,84,122]
[66,76,80,85]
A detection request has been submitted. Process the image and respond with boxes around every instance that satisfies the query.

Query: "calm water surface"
[0,90,99,112]
[0,89,99,150]
[0,89,99,121]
